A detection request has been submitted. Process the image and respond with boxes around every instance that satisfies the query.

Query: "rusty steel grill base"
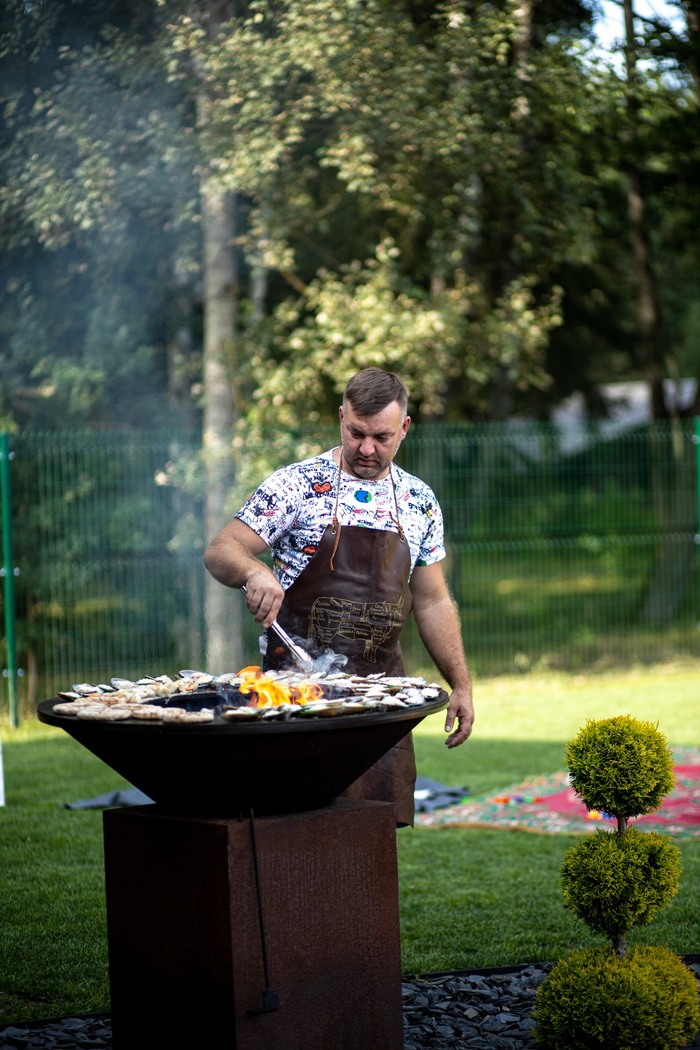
[103,799,404,1050]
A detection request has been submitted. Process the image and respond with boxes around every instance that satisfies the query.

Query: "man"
[204,368,474,825]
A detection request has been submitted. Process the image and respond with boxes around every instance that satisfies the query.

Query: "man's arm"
[204,519,284,628]
[409,562,474,748]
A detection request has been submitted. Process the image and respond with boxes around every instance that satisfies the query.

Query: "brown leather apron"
[265,494,417,825]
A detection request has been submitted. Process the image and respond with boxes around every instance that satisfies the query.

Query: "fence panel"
[2,430,205,703]
[1,420,698,711]
[399,419,699,674]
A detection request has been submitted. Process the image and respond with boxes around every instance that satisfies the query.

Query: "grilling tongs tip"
[241,585,314,674]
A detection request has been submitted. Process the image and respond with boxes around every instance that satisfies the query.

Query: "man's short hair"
[343,368,408,417]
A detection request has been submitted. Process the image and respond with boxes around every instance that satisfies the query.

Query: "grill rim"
[37,691,449,736]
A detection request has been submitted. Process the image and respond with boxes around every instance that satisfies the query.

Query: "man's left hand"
[443,686,474,748]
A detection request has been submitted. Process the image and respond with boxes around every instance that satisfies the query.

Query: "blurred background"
[1,0,699,720]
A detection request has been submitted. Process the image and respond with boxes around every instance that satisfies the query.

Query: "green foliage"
[165,0,609,426]
[0,3,198,429]
[240,248,561,444]
[533,945,700,1049]
[561,828,681,939]
[2,0,700,435]
[565,715,675,818]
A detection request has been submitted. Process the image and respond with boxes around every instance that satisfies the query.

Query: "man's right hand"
[243,569,285,627]
[204,519,282,627]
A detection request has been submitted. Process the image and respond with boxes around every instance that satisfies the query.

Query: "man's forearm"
[413,595,472,691]
[204,518,273,588]
[204,536,261,589]
[413,594,474,747]
[204,519,284,626]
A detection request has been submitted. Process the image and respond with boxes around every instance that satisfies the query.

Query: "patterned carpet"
[416,748,700,838]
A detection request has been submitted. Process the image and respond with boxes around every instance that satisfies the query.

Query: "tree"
[183,0,614,437]
[2,0,699,662]
[0,1,199,429]
[196,1,242,670]
[617,0,700,623]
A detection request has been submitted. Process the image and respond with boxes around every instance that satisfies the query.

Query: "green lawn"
[1,665,699,1023]
[402,664,700,972]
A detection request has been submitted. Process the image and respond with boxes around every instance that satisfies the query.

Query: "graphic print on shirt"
[235,451,445,589]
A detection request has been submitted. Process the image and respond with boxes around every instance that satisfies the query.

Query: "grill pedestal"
[104,799,404,1050]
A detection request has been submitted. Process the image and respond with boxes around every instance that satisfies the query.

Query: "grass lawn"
[402,663,700,973]
[1,664,699,1023]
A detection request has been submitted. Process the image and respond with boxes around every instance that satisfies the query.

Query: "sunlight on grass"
[414,666,700,747]
[495,574,632,596]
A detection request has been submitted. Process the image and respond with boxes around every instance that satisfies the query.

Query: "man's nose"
[359,436,375,455]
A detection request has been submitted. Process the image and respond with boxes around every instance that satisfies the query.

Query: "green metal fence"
[1,420,699,720]
[395,418,699,678]
[0,429,206,722]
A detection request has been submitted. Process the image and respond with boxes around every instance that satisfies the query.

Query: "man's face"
[339,400,410,480]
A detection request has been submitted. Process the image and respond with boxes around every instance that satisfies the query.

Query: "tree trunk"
[198,0,247,673]
[486,0,533,422]
[681,0,700,100]
[167,273,205,667]
[623,0,665,415]
[201,185,243,672]
[622,0,695,624]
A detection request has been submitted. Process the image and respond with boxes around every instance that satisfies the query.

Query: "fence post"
[0,433,19,728]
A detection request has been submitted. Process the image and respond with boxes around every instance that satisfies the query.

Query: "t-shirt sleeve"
[416,492,446,566]
[235,466,304,547]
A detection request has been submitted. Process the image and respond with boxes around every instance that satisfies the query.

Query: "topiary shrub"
[534,715,700,1048]
[533,945,700,1050]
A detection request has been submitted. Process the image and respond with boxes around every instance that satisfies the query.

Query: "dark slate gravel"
[1,961,699,1049]
[0,1015,113,1049]
[402,964,550,1049]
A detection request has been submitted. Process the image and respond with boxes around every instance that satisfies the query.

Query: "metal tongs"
[241,586,314,674]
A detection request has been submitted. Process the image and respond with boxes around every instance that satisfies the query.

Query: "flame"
[237,666,323,708]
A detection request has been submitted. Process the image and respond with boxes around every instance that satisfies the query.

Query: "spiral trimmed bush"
[531,716,699,1048]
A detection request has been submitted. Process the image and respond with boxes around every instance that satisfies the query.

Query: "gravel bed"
[402,964,548,1048]
[1,961,699,1049]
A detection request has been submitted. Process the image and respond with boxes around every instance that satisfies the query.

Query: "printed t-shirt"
[235,450,445,591]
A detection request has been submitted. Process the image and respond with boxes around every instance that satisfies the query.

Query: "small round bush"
[565,715,674,818]
[533,945,700,1049]
[561,827,681,938]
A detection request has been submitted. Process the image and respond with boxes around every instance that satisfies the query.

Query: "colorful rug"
[416,748,700,838]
